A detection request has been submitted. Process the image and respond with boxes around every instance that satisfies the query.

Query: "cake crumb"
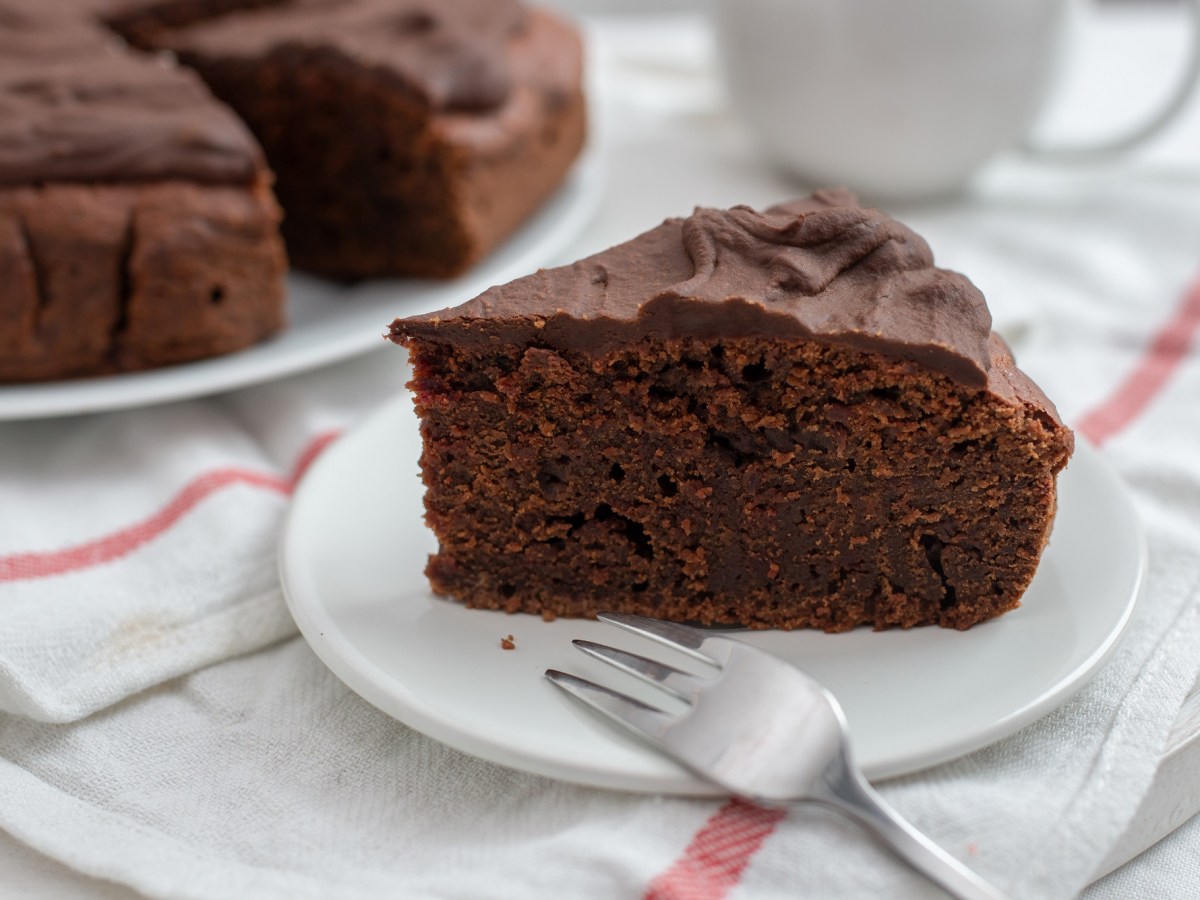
[541,610,558,622]
[500,634,516,650]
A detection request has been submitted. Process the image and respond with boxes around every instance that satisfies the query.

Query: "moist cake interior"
[408,334,1069,632]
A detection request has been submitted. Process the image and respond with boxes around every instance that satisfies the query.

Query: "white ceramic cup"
[713,0,1200,201]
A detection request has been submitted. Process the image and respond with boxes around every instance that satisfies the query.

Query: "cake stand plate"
[279,391,1145,793]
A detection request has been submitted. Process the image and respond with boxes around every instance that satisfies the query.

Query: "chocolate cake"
[108,0,586,279]
[0,6,286,381]
[1,0,585,381]
[391,190,1074,632]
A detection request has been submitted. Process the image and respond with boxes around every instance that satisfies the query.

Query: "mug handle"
[1021,0,1200,159]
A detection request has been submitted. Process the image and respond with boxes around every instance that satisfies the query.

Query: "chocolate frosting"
[160,0,528,113]
[394,189,997,388]
[0,10,262,186]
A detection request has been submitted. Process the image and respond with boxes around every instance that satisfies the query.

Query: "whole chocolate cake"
[0,0,585,381]
[391,190,1075,632]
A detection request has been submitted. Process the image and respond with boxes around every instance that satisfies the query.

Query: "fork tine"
[545,669,675,740]
[596,612,725,665]
[572,640,704,702]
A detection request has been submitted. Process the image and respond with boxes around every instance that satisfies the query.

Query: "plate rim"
[0,147,603,422]
[280,393,1146,792]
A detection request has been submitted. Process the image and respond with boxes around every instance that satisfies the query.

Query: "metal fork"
[546,613,1004,900]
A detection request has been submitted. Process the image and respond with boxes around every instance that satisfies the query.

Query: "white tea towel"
[3,11,1200,897]
[0,353,401,723]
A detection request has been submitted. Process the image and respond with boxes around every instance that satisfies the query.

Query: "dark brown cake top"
[0,7,262,186]
[394,189,996,388]
[157,0,529,113]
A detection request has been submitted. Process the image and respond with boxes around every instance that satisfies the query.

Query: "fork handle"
[811,763,1006,900]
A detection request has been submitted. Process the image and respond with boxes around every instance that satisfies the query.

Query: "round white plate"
[0,150,602,421]
[280,393,1145,792]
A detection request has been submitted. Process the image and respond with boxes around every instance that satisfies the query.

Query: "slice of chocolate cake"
[390,190,1074,632]
[120,0,586,280]
[0,6,286,381]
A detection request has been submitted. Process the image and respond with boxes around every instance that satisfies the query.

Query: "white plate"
[280,393,1145,792]
[0,150,602,421]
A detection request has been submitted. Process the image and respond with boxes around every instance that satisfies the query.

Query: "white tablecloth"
[2,7,1199,898]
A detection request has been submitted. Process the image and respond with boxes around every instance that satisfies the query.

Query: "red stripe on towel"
[645,800,787,900]
[1078,275,1200,446]
[284,430,341,490]
[0,430,339,583]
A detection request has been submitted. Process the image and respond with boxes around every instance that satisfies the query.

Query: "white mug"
[713,0,1200,200]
